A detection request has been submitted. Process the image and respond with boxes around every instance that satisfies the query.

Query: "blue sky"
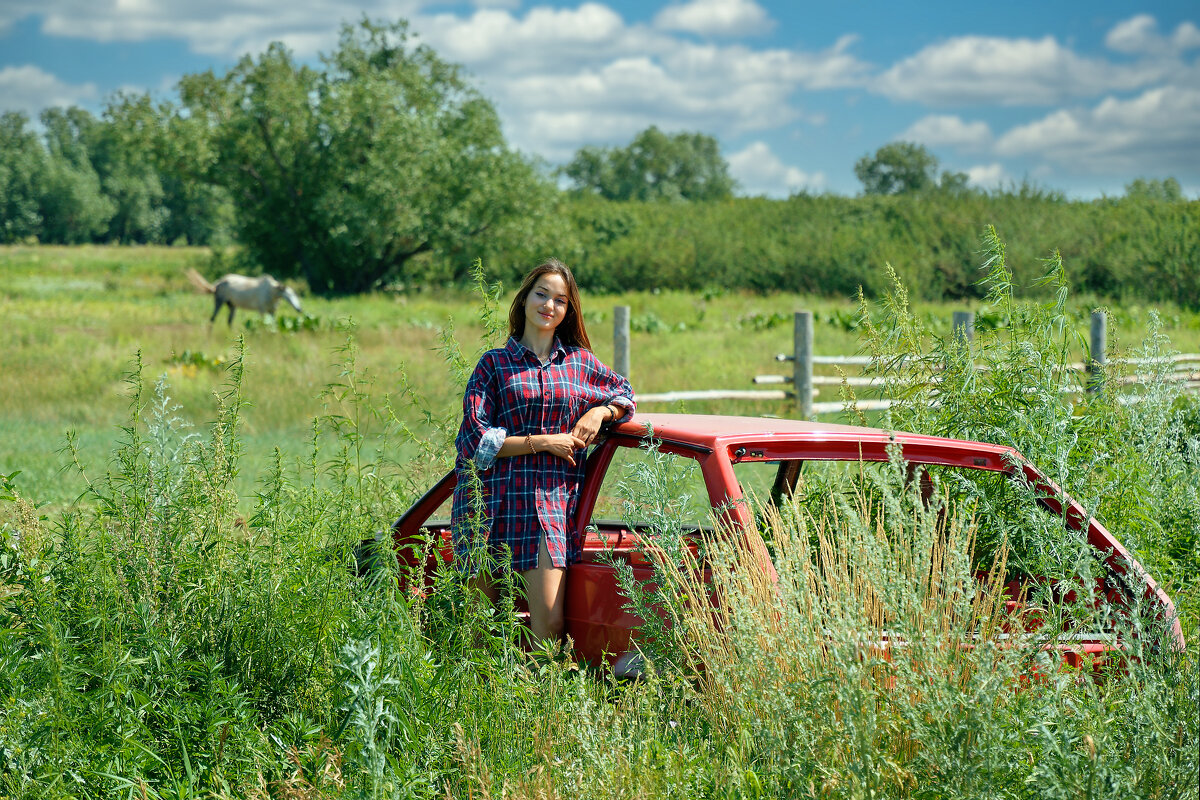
[2,0,1197,197]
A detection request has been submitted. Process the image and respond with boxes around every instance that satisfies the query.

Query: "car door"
[565,434,713,665]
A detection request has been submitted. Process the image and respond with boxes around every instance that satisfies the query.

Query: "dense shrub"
[562,192,1200,308]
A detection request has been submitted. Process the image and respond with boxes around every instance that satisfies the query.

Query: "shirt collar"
[506,335,567,363]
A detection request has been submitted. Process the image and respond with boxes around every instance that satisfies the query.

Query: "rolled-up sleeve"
[456,357,507,470]
[592,356,636,422]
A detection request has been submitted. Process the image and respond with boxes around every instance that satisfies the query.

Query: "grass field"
[1,244,1196,799]
[5,244,1199,509]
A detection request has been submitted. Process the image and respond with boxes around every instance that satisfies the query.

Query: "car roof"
[614,412,1017,459]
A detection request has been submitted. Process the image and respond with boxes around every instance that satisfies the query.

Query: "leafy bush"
[564,193,1200,308]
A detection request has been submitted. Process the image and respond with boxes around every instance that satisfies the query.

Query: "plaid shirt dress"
[451,336,635,571]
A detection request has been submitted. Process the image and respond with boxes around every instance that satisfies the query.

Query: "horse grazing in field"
[186,269,303,326]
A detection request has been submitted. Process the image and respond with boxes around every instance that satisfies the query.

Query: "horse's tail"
[186,268,214,294]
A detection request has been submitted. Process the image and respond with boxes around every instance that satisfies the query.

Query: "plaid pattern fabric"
[451,336,635,571]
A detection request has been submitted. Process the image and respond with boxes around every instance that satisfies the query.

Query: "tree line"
[0,19,1195,305]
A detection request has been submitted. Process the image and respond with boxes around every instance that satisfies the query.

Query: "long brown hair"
[507,259,592,350]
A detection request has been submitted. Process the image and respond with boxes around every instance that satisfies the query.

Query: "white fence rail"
[618,307,1200,417]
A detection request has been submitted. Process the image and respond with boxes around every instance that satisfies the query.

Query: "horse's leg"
[211,295,222,323]
[227,304,236,326]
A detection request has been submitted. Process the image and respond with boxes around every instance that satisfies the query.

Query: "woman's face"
[523,272,570,335]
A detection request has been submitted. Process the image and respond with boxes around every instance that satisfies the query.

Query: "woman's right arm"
[459,356,583,467]
[457,357,506,470]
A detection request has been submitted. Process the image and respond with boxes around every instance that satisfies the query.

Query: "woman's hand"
[570,406,612,448]
[537,432,587,465]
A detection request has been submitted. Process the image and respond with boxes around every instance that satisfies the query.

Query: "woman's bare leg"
[521,536,567,643]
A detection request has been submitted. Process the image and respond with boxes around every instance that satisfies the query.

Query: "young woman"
[451,259,635,643]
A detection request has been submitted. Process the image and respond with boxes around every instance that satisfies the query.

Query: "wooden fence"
[617,307,1200,417]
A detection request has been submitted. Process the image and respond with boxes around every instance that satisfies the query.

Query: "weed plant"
[612,437,1196,799]
[855,227,1200,640]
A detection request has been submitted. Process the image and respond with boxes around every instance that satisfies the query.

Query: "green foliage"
[178,19,563,295]
[37,107,117,244]
[565,192,1200,308]
[562,126,736,202]
[0,339,453,795]
[1125,176,1185,202]
[111,91,239,247]
[857,228,1200,628]
[165,349,228,370]
[241,313,347,334]
[0,113,44,243]
[854,141,943,195]
[0,470,17,502]
[631,311,688,334]
[0,100,234,247]
[736,310,790,331]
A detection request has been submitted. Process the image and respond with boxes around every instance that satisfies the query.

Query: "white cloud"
[1106,14,1200,56]
[900,114,992,150]
[0,3,43,35]
[727,141,825,197]
[0,1,870,173]
[996,86,1200,175]
[875,34,1167,105]
[422,3,630,68]
[419,5,866,160]
[964,163,1008,189]
[32,0,424,58]
[654,0,772,38]
[0,64,98,117]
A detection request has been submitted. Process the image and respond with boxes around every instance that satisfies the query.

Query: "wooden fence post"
[952,311,975,344]
[614,305,631,379]
[1089,310,1107,393]
[794,311,813,418]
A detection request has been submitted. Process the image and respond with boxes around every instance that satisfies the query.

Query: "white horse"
[186,269,303,326]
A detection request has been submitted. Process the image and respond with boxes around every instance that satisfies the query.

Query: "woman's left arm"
[569,355,636,444]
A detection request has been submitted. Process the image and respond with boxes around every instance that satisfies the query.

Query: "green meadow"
[0,243,1196,799]
[5,244,1199,509]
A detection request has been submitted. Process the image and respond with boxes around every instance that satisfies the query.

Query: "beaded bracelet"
[525,434,536,454]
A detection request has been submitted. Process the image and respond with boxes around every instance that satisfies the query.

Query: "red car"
[392,413,1185,670]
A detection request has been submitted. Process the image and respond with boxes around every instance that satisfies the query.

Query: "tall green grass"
[855,227,1200,639]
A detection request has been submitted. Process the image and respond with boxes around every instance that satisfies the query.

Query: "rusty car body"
[392,413,1185,669]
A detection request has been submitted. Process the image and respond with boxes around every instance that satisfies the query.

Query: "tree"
[563,126,736,202]
[79,96,172,244]
[0,112,44,242]
[178,19,560,294]
[855,141,962,196]
[102,92,234,245]
[1125,177,1184,202]
[37,107,115,243]
[938,168,970,194]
